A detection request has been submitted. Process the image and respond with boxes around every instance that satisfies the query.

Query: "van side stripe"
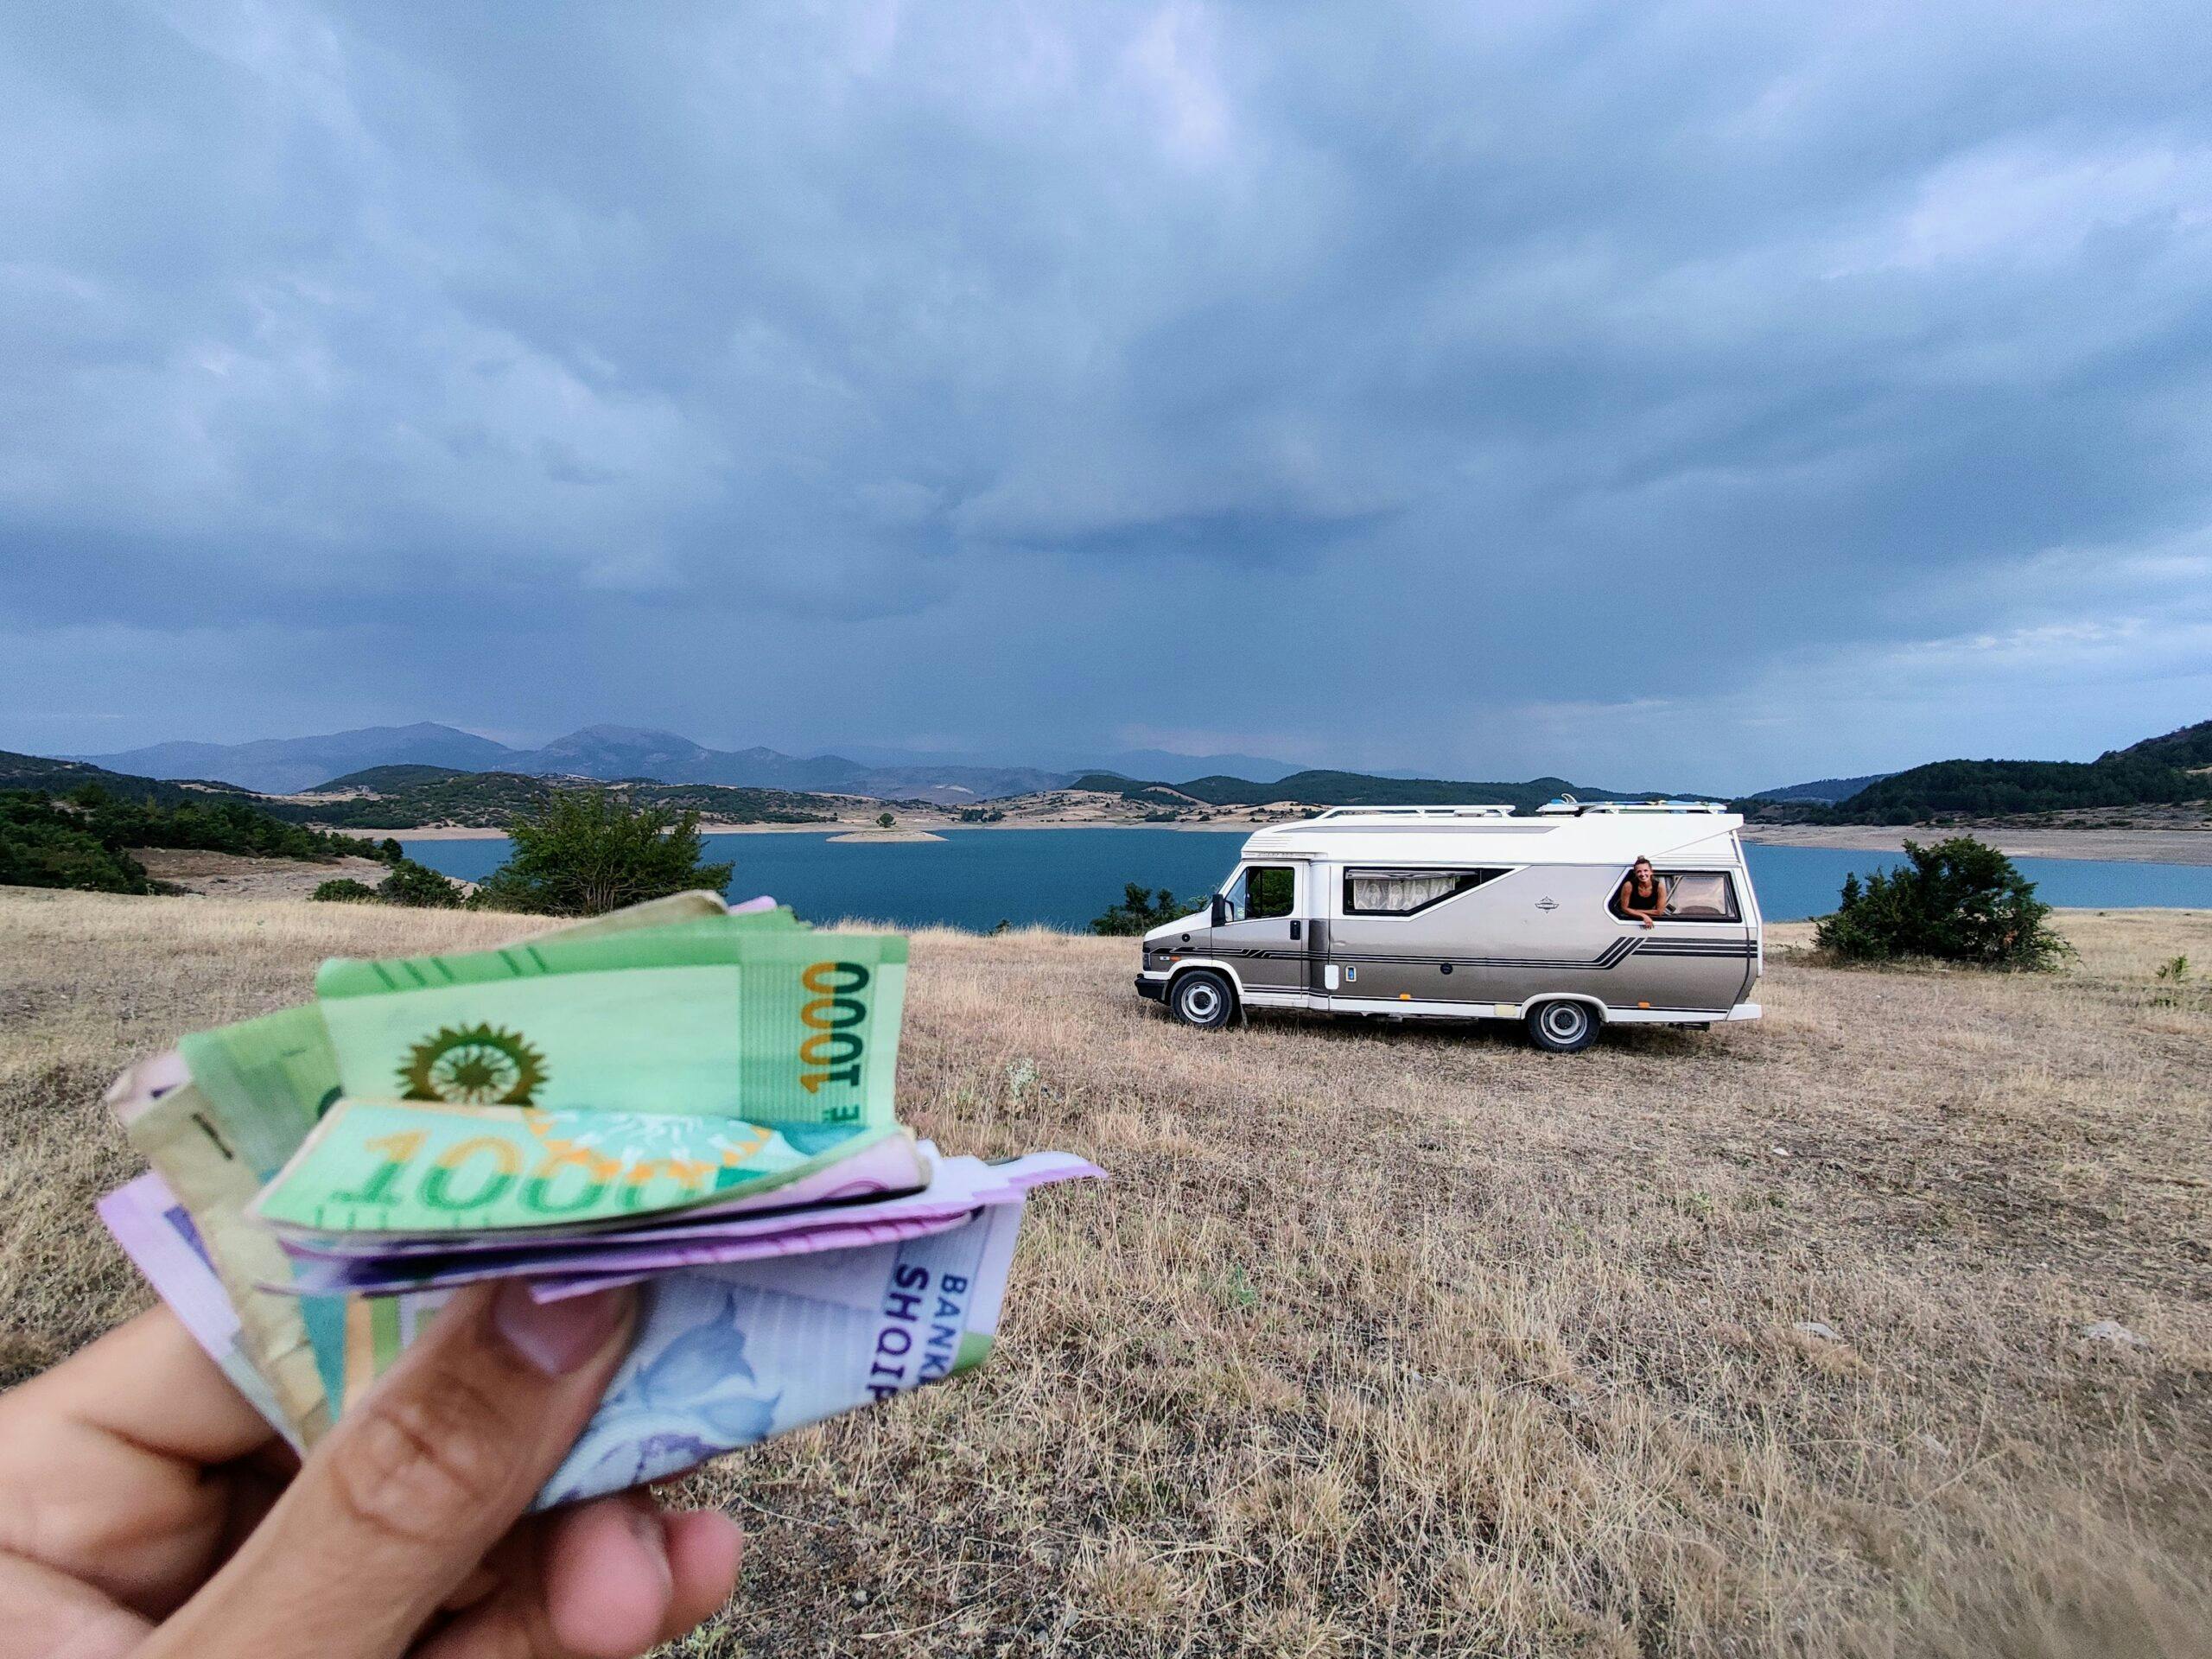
[1212,937,1753,970]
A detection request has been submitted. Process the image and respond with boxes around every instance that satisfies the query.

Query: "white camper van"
[1133,802,1763,1052]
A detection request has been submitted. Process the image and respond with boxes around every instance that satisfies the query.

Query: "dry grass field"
[1,887,2208,1657]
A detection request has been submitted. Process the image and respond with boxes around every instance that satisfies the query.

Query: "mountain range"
[71,722,1435,799]
[71,723,1076,803]
[56,715,2211,817]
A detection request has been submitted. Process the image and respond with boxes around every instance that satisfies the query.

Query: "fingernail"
[494,1282,632,1376]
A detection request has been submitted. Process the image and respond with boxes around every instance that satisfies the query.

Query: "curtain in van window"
[1349,872,1463,914]
[1665,873,1736,919]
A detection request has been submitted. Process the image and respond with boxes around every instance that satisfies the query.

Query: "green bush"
[375,856,465,908]
[0,795,150,893]
[1814,836,2069,969]
[1090,882,1197,936]
[474,789,734,917]
[312,877,380,903]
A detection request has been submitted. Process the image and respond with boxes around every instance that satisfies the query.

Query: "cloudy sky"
[3,2,2209,791]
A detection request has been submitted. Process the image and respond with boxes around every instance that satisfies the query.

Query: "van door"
[1622,868,1756,1014]
[1211,861,1307,996]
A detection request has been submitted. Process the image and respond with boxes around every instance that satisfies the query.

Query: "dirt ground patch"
[0,889,2207,1656]
[130,847,391,899]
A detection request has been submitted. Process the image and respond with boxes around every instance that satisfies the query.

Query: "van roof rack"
[1535,798,1729,817]
[1310,804,1517,820]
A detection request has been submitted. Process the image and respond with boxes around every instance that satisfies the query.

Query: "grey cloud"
[2,1,2209,789]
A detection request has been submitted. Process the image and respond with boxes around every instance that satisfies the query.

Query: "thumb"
[143,1281,637,1659]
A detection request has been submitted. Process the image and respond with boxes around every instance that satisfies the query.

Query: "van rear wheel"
[1527,1000,1599,1053]
[1169,970,1236,1030]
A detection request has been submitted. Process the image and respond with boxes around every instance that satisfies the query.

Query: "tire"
[1169,970,1236,1030]
[1526,999,1599,1053]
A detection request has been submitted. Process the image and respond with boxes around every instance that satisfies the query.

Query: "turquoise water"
[402,829,2212,932]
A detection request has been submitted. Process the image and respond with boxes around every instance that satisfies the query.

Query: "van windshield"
[1221,864,1296,922]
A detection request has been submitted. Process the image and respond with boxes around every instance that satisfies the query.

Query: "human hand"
[0,1284,742,1659]
[1640,917,1655,928]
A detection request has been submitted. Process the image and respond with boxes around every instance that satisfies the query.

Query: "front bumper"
[1135,976,1165,1003]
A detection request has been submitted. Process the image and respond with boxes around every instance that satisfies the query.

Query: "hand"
[1640,916,1655,928]
[0,1284,742,1659]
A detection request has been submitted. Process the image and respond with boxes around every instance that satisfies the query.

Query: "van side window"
[1609,870,1741,923]
[1664,872,1738,920]
[1224,865,1297,922]
[1343,868,1501,917]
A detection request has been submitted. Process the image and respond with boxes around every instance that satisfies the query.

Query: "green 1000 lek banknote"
[314,916,907,1129]
[252,1099,900,1237]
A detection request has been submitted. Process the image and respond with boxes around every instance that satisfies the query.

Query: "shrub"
[1090,882,1198,936]
[376,858,464,907]
[312,878,379,903]
[875,811,895,830]
[1814,836,2069,969]
[474,789,734,917]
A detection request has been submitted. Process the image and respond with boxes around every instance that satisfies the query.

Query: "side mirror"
[1210,893,1228,928]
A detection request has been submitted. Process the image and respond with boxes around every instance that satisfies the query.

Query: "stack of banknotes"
[96,889,1099,1508]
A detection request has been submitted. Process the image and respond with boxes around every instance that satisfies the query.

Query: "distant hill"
[4,747,850,834]
[2120,718,2212,772]
[1828,718,2211,820]
[79,722,515,795]
[1750,773,1893,804]
[78,721,1073,804]
[0,750,268,808]
[805,743,1331,784]
[286,770,849,831]
[308,764,472,793]
[1071,769,1720,814]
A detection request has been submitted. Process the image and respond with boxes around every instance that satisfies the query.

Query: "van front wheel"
[1170,970,1236,1030]
[1526,1000,1599,1053]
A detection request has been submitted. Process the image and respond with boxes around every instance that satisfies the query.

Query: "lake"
[401,828,2212,932]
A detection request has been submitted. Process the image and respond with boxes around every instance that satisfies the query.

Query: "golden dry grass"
[2,887,2209,1657]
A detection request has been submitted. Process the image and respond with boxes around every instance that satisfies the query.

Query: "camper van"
[1133,801,1763,1052]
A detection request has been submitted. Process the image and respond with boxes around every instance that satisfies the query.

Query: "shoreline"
[370,818,2212,865]
[1738,823,2212,868]
[357,817,1272,842]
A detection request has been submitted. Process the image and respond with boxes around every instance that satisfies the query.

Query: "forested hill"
[296,770,846,830]
[1817,719,2212,821]
[1071,770,1715,813]
[2,751,853,831]
[0,749,264,807]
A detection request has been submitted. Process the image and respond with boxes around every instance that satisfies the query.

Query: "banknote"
[315,919,907,1128]
[283,1127,932,1258]
[537,1198,1026,1506]
[110,1052,337,1440]
[251,1099,895,1236]
[276,1151,1103,1297]
[283,1208,976,1296]
[98,1170,298,1444]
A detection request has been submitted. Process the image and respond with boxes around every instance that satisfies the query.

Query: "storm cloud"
[3,1,2209,790]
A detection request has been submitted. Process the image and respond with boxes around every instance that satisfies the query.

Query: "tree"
[312,877,379,903]
[1814,836,2069,969]
[474,789,734,917]
[876,811,895,830]
[1090,882,1196,936]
